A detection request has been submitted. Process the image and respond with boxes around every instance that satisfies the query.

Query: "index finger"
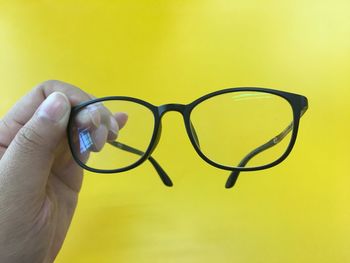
[0,80,93,152]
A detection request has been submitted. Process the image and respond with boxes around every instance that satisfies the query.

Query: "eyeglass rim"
[67,96,160,174]
[185,87,307,172]
[67,87,308,174]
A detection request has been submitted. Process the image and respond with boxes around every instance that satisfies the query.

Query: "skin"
[0,80,124,262]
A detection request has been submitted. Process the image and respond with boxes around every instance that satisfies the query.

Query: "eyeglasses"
[67,87,308,188]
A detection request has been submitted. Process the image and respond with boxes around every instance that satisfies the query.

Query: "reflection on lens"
[190,91,293,168]
[69,100,155,171]
[78,128,94,153]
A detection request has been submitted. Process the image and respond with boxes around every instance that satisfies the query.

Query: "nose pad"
[148,122,173,186]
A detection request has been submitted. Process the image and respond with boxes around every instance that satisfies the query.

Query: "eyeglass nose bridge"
[157,103,187,117]
[156,102,200,149]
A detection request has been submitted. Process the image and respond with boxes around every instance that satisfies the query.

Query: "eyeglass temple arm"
[108,141,173,187]
[225,104,309,189]
[225,123,293,188]
[189,119,291,188]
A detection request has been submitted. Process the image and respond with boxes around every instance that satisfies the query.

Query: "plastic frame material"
[67,87,308,189]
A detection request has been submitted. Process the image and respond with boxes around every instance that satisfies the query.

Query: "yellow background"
[1,1,349,262]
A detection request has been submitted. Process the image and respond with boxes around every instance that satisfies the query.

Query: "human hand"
[0,80,121,262]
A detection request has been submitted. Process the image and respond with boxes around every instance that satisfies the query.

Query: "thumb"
[0,92,71,194]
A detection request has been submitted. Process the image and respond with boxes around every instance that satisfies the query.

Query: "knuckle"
[34,80,63,94]
[38,79,84,98]
[14,126,46,153]
[0,119,11,147]
[41,79,61,87]
[35,79,92,106]
[0,118,10,130]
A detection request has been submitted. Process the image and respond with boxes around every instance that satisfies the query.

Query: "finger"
[0,80,95,194]
[69,112,128,165]
[115,112,128,130]
[107,116,119,142]
[74,103,119,138]
[0,80,92,156]
[91,125,109,151]
[107,113,128,142]
[0,92,71,194]
[73,102,124,143]
[74,111,128,146]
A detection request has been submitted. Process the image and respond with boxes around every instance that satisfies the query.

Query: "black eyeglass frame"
[67,87,308,188]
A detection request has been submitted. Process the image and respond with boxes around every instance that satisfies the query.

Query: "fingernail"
[115,112,128,129]
[92,125,108,152]
[110,116,119,135]
[38,92,70,122]
[87,104,101,127]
